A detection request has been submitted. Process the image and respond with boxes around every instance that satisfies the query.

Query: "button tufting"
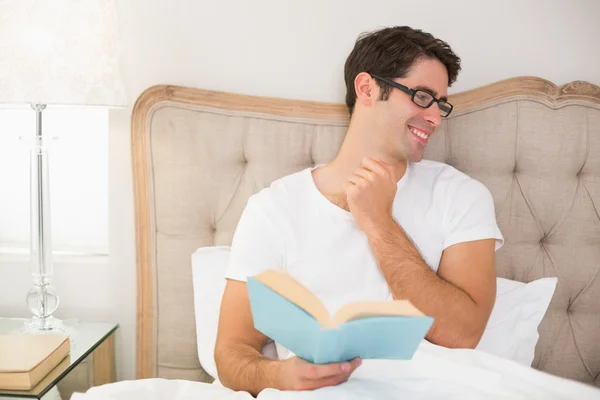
[309,151,316,166]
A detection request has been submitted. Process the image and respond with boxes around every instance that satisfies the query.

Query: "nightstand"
[0,318,117,400]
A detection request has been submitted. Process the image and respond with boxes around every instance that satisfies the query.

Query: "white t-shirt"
[225,160,504,357]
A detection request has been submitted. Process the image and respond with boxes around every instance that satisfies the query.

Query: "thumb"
[377,160,396,179]
[371,158,399,181]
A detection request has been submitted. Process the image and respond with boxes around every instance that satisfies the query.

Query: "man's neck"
[312,122,407,200]
[329,151,407,183]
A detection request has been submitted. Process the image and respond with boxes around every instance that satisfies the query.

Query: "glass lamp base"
[20,316,78,336]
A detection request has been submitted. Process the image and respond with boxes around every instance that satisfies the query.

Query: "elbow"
[213,343,232,388]
[428,322,485,349]
[450,323,486,349]
[448,331,482,349]
[434,337,479,350]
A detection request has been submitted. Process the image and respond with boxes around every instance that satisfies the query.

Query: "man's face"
[372,58,449,163]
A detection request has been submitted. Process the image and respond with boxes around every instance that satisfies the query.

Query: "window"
[0,108,108,256]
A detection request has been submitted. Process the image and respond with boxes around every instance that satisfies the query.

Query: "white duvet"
[72,342,600,400]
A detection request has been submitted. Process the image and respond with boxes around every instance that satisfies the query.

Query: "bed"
[79,76,600,399]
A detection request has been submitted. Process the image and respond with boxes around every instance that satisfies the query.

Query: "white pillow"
[191,246,557,378]
[475,276,557,366]
[191,246,277,380]
[191,246,230,380]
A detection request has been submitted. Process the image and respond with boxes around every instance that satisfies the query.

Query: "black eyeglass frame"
[370,73,454,117]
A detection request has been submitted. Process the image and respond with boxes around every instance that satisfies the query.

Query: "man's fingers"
[300,358,362,390]
[303,373,350,390]
[346,357,362,372]
[361,157,388,176]
[347,173,367,187]
[302,362,348,380]
[301,358,361,380]
[353,167,374,182]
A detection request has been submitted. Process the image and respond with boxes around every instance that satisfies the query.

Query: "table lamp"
[0,0,127,332]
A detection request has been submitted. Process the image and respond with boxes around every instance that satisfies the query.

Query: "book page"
[253,269,331,326]
[327,300,424,329]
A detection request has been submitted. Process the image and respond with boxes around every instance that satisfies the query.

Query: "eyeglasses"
[370,74,453,118]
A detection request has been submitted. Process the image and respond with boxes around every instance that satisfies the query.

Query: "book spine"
[313,329,342,364]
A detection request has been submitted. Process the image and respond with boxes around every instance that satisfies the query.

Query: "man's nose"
[423,103,442,127]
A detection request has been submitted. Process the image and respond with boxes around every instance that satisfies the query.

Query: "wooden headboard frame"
[131,76,600,379]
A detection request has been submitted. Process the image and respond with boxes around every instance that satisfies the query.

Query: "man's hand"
[273,356,362,391]
[343,157,398,233]
[216,279,361,395]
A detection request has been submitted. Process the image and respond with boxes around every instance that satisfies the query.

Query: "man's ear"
[354,72,378,109]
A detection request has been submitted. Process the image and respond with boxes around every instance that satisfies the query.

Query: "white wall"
[116,0,600,101]
[1,0,598,382]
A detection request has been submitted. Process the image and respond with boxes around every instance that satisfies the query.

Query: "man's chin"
[405,151,425,163]
[393,143,424,163]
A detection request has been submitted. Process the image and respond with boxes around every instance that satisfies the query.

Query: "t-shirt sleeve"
[225,194,284,282]
[443,178,504,251]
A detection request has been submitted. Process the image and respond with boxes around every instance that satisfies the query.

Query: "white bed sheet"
[72,342,600,400]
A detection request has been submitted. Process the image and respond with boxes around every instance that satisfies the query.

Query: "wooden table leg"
[92,332,116,386]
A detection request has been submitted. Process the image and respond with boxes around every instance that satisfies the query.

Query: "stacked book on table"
[0,334,70,390]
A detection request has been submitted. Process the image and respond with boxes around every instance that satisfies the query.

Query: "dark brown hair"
[344,26,461,116]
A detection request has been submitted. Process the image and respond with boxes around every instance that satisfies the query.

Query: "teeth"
[409,127,428,140]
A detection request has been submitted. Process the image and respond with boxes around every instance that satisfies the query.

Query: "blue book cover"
[247,269,434,364]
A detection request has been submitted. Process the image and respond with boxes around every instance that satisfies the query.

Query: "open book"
[247,269,434,364]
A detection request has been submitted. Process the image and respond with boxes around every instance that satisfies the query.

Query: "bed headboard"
[131,77,600,386]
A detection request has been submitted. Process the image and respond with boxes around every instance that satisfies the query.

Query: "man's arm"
[214,279,361,396]
[214,279,278,395]
[343,157,497,349]
[366,221,496,348]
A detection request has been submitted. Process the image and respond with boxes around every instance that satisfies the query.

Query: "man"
[215,26,504,395]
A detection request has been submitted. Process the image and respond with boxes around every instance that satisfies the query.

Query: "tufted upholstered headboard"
[132,77,600,386]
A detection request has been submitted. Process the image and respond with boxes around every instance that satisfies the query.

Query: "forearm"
[367,220,486,348]
[215,343,279,397]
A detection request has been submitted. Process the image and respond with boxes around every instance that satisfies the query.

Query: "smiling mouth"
[408,126,430,144]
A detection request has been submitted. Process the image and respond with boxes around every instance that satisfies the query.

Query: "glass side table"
[0,318,118,400]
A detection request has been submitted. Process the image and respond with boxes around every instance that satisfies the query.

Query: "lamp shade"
[0,0,126,107]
